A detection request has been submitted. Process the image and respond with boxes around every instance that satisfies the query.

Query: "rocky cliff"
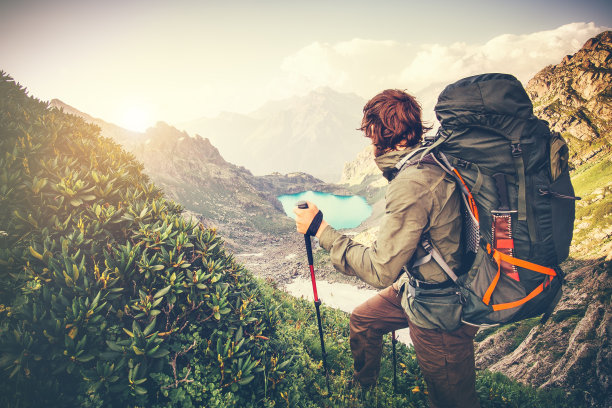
[340,145,380,186]
[526,30,612,166]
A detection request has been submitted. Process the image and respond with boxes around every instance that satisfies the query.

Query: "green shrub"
[0,72,282,407]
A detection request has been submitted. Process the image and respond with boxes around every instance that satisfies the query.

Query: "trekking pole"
[392,330,398,393]
[297,200,330,394]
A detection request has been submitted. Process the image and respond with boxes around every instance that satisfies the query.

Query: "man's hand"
[293,201,329,238]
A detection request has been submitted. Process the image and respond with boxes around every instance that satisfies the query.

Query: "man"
[294,89,480,408]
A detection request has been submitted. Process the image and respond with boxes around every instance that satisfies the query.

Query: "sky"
[1,0,611,132]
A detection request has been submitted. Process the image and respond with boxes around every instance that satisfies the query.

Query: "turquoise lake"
[277,191,372,230]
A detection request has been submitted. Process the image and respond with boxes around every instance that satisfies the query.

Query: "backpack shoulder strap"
[418,233,459,283]
[403,150,481,283]
[394,146,429,174]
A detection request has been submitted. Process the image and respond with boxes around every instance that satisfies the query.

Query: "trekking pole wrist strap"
[307,210,324,237]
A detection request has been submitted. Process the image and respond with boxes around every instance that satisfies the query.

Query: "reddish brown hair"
[360,89,431,156]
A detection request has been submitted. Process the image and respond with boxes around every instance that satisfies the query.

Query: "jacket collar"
[374,145,421,181]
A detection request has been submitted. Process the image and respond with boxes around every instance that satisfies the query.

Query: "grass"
[570,152,612,255]
[474,317,541,353]
[550,307,587,323]
[256,280,587,407]
[570,152,612,198]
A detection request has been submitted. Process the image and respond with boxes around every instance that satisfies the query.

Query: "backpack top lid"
[435,73,534,127]
[431,73,549,175]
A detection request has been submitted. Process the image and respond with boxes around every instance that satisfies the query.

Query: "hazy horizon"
[1,0,610,132]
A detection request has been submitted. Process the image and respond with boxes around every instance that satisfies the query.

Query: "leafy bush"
[0,72,283,407]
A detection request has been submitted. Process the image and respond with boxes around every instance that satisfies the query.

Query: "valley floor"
[233,230,414,344]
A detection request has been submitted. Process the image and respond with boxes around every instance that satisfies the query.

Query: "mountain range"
[49,100,343,250]
[180,87,370,182]
[527,30,612,166]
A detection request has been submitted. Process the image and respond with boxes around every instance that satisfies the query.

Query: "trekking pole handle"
[296,201,319,301]
[297,200,323,238]
[297,201,315,265]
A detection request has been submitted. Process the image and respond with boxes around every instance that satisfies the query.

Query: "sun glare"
[120,106,152,133]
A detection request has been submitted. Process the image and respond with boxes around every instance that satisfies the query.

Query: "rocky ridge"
[126,125,351,250]
[526,30,612,166]
[340,145,382,186]
[49,99,147,148]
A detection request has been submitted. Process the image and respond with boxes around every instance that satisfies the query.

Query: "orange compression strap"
[495,238,515,249]
[492,283,546,311]
[495,252,556,276]
[482,249,557,307]
[452,168,479,222]
[482,251,502,305]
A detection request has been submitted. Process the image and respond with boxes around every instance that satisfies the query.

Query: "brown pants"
[349,286,480,408]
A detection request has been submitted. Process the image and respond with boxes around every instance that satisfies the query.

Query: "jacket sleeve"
[318,177,433,289]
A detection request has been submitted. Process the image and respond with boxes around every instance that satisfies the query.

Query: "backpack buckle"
[420,235,433,253]
[422,135,438,146]
[455,159,470,168]
[511,143,522,157]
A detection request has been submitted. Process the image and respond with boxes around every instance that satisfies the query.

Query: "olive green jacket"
[318,146,463,329]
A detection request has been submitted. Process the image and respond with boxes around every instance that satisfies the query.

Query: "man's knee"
[349,303,370,332]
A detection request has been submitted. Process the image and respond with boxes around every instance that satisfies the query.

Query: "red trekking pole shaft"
[297,201,330,393]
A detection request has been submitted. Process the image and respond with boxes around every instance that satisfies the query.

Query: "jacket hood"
[374,146,420,181]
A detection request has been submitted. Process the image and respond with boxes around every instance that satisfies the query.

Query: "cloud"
[399,22,607,92]
[266,39,413,100]
[270,22,608,115]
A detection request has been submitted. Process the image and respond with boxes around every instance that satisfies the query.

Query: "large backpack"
[402,73,579,326]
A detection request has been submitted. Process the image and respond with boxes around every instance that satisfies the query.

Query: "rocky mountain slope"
[526,30,612,167]
[181,87,370,181]
[49,101,343,250]
[340,145,381,186]
[49,98,148,148]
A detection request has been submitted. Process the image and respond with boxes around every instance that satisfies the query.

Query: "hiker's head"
[360,89,430,157]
